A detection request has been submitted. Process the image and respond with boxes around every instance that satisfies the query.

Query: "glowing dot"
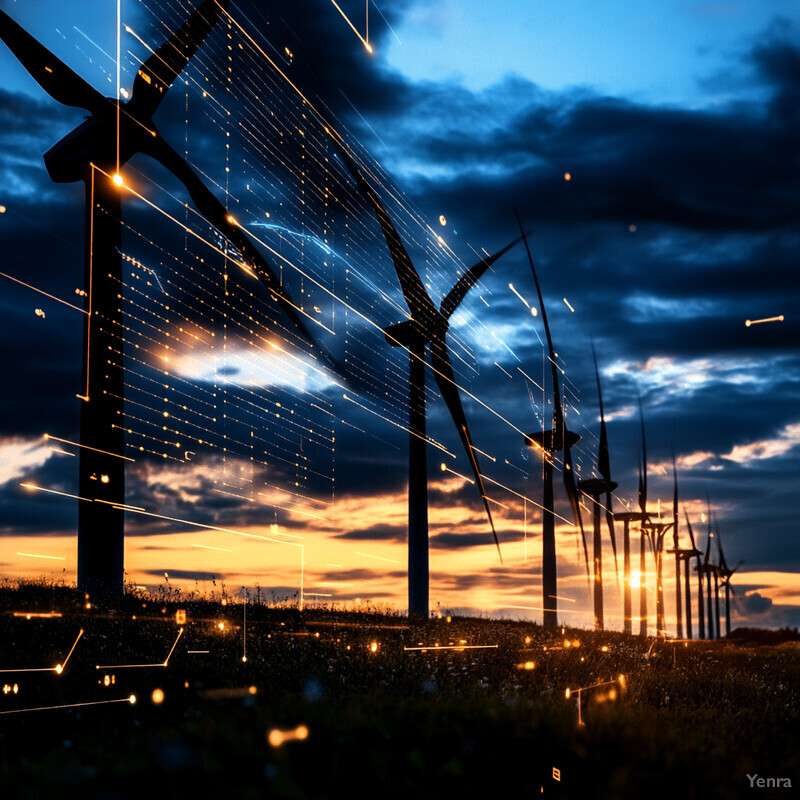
[226,215,238,225]
[120,88,129,99]
[629,224,637,233]
[369,642,378,653]
[129,695,137,704]
[565,688,571,699]
[0,205,6,213]
[112,173,123,187]
[365,43,374,54]
[531,307,538,317]
[296,725,309,740]
[524,661,535,670]
[100,474,110,484]
[218,622,225,631]
[151,688,164,704]
[439,215,447,226]
[248,686,257,695]
[440,463,447,472]
[601,645,609,653]
[55,664,63,674]
[268,730,284,747]
[745,320,752,327]
[564,172,571,181]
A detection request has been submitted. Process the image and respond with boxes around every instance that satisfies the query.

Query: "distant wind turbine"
[577,345,618,632]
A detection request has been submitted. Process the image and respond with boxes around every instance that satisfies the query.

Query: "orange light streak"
[403,644,498,651]
[15,552,65,561]
[96,628,184,669]
[328,0,373,52]
[43,433,135,462]
[0,696,136,716]
[745,315,784,326]
[0,271,86,314]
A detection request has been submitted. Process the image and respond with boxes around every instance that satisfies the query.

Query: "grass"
[0,580,797,798]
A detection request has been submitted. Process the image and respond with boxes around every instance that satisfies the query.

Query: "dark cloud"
[336,524,405,542]
[738,590,773,615]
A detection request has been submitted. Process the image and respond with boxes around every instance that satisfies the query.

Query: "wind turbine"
[0,1,339,596]
[515,220,588,629]
[715,520,741,637]
[684,511,705,638]
[577,346,618,632]
[665,450,696,638]
[697,504,718,639]
[334,146,521,617]
[615,418,648,636]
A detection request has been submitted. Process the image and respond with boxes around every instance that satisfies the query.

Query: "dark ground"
[0,581,798,799]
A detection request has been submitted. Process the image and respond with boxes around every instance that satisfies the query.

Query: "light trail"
[0,629,83,674]
[0,271,87,314]
[96,628,184,669]
[355,551,402,564]
[563,298,575,312]
[328,0,373,53]
[403,644,499,651]
[0,696,136,716]
[43,433,135,462]
[191,544,234,552]
[745,315,784,326]
[15,552,65,561]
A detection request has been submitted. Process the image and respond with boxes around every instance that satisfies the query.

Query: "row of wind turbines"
[1,1,739,637]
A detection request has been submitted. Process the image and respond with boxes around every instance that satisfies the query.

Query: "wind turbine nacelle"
[384,319,430,348]
[44,105,143,183]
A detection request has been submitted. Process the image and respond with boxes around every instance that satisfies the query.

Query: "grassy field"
[0,581,797,798]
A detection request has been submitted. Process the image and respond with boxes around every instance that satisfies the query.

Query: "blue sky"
[0,0,798,629]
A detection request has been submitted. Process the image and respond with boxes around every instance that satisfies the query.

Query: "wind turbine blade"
[684,508,699,552]
[592,343,611,482]
[439,234,524,319]
[335,144,437,322]
[130,0,229,118]
[563,444,590,579]
[0,10,105,112]
[145,135,342,375]
[605,490,619,576]
[513,210,565,434]
[513,211,588,577]
[429,338,502,563]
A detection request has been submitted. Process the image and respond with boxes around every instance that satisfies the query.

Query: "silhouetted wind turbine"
[335,147,521,617]
[0,1,340,596]
[516,218,588,629]
[715,521,741,637]
[664,450,691,638]
[637,404,651,637]
[577,346,618,631]
[684,510,705,638]
[698,504,718,639]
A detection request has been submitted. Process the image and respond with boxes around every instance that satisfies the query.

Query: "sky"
[0,0,798,630]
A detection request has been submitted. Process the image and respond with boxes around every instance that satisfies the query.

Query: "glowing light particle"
[268,725,309,747]
[112,173,123,186]
[439,215,447,226]
[564,173,571,181]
